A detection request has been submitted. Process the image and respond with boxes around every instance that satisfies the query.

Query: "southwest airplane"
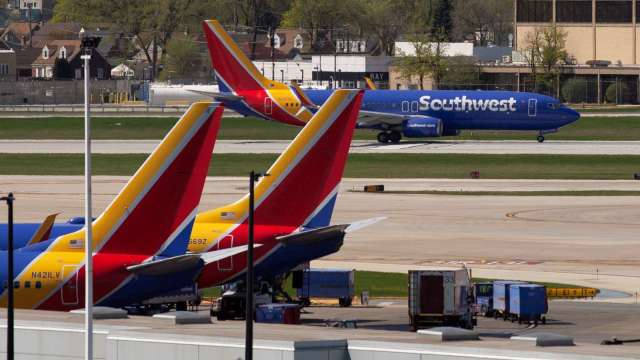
[199,19,580,144]
[0,102,251,309]
[0,90,379,299]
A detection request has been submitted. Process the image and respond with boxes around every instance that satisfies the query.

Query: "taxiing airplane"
[0,102,245,309]
[201,19,580,144]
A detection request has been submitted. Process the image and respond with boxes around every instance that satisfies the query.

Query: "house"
[19,0,54,22]
[1,21,40,49]
[0,39,16,80]
[31,40,112,79]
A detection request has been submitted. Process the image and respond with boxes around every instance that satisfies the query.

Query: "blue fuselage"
[304,89,580,132]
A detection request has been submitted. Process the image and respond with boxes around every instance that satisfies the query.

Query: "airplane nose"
[561,106,580,125]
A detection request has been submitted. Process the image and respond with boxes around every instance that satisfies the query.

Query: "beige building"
[515,0,640,65]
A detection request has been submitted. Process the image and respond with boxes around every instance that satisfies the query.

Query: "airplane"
[0,102,250,310]
[0,90,380,299]
[200,19,580,144]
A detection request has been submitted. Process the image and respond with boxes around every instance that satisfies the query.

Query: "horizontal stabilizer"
[345,217,386,233]
[277,224,349,246]
[200,244,261,265]
[26,213,59,246]
[127,244,262,275]
[127,254,202,276]
[186,89,245,102]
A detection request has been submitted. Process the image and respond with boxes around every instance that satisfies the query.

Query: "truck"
[492,280,527,320]
[509,284,548,325]
[474,282,494,316]
[294,268,355,307]
[408,268,476,331]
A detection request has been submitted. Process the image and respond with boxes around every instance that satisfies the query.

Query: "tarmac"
[2,175,640,303]
[6,139,640,154]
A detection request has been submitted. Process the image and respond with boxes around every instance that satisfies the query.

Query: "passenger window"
[35,281,42,289]
[24,281,30,289]
[13,281,19,289]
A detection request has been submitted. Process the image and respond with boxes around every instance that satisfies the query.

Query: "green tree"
[282,0,349,51]
[161,37,199,80]
[395,30,449,89]
[561,77,588,103]
[522,26,567,93]
[431,0,454,40]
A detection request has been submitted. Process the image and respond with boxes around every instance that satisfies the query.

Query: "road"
[2,175,639,301]
[5,139,640,154]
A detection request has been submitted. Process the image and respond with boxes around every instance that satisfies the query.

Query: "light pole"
[280,69,284,83]
[2,193,14,360]
[245,171,268,360]
[300,69,304,85]
[80,28,100,360]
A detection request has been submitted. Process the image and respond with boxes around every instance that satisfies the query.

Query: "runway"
[3,175,639,300]
[5,139,640,154]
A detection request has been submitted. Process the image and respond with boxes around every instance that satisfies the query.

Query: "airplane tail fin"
[203,19,289,93]
[198,90,363,229]
[55,102,223,257]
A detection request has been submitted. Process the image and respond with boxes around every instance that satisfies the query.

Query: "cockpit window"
[547,102,561,110]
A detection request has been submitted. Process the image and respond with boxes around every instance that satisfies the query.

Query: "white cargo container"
[408,268,475,331]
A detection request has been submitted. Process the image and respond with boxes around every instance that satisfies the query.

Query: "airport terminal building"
[498,0,640,103]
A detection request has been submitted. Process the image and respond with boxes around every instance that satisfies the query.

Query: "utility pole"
[2,193,15,360]
[27,3,32,48]
[80,28,100,360]
[245,171,257,360]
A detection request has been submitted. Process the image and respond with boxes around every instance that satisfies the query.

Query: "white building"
[394,42,474,57]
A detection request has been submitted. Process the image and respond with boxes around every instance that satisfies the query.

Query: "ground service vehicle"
[408,269,475,331]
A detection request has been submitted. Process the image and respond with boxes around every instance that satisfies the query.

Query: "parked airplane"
[200,19,580,143]
[0,90,380,300]
[0,102,246,310]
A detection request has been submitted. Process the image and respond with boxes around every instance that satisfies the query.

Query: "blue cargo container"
[509,284,548,324]
[492,280,526,318]
[296,268,355,306]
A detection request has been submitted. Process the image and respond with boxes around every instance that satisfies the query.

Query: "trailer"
[492,280,527,320]
[294,268,355,307]
[509,284,548,325]
[408,269,475,331]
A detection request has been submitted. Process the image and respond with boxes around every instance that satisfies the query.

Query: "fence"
[0,79,145,105]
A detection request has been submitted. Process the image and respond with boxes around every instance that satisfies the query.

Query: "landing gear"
[537,135,545,143]
[377,132,389,143]
[377,131,402,144]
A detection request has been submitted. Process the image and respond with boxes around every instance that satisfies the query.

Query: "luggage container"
[294,268,355,307]
[509,284,548,325]
[408,268,475,331]
[492,280,527,320]
[256,304,301,324]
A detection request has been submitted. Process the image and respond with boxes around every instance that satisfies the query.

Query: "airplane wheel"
[377,132,390,143]
[537,135,545,143]
[389,131,402,143]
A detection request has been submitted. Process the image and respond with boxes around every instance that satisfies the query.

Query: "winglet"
[364,76,377,90]
[26,213,59,246]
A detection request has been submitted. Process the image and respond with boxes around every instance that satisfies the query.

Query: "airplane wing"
[186,89,244,102]
[127,245,261,276]
[26,213,59,246]
[277,217,385,246]
[356,112,440,128]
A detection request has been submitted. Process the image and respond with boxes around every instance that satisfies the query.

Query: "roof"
[2,22,36,37]
[32,40,82,66]
[14,47,41,67]
[31,22,82,46]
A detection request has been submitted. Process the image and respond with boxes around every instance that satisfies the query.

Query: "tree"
[522,26,568,93]
[282,0,349,51]
[431,0,454,40]
[452,0,513,46]
[356,0,415,56]
[161,37,199,80]
[394,30,449,89]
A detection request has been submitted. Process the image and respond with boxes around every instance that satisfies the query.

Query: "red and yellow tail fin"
[197,90,363,229]
[203,19,289,92]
